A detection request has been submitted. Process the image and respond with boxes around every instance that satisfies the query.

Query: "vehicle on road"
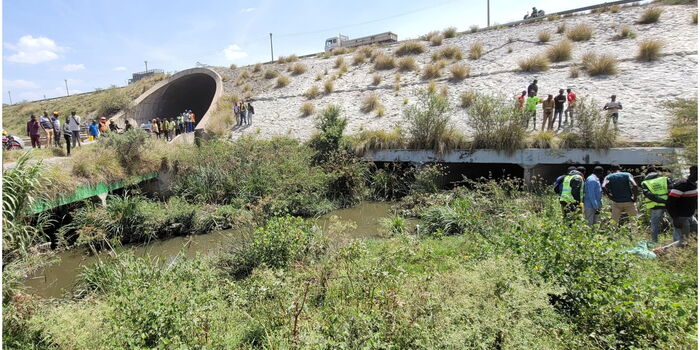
[325,32,398,52]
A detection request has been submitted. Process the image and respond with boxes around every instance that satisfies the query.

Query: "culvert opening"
[126,72,217,127]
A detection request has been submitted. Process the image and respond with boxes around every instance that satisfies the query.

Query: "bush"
[263,69,278,79]
[518,55,550,72]
[334,56,344,68]
[582,52,618,76]
[666,98,697,163]
[96,89,131,117]
[636,39,663,61]
[290,63,307,75]
[300,102,315,117]
[556,23,566,34]
[530,131,557,148]
[404,90,466,153]
[537,31,551,43]
[101,129,149,173]
[412,164,445,194]
[324,80,334,94]
[430,34,444,46]
[468,43,483,59]
[374,54,395,70]
[361,94,381,113]
[276,75,290,88]
[397,57,417,72]
[614,25,636,40]
[467,93,527,152]
[372,74,381,85]
[438,46,463,60]
[422,63,442,79]
[449,64,470,81]
[347,128,405,155]
[545,40,572,62]
[308,105,347,164]
[638,7,662,24]
[563,97,617,148]
[304,85,320,99]
[352,52,366,65]
[566,23,593,41]
[395,41,426,56]
[460,90,478,108]
[443,27,458,38]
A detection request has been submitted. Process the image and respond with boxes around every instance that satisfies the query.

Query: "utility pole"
[145,60,148,72]
[269,33,274,63]
[487,0,490,27]
[64,79,69,96]
[7,91,12,105]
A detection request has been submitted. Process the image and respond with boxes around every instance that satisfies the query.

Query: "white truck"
[324,32,398,52]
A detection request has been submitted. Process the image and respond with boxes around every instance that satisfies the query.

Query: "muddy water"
[24,202,396,298]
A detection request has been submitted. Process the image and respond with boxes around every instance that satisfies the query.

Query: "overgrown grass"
[566,23,593,41]
[518,55,550,72]
[403,90,467,154]
[395,41,426,56]
[569,65,580,78]
[581,52,618,76]
[666,97,698,163]
[638,7,663,24]
[373,54,396,70]
[449,64,470,81]
[397,57,417,72]
[636,39,663,61]
[466,93,527,152]
[546,40,572,62]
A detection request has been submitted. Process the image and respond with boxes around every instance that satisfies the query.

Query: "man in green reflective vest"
[557,168,585,222]
[641,167,672,243]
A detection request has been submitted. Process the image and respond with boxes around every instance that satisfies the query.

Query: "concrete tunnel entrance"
[116,68,222,130]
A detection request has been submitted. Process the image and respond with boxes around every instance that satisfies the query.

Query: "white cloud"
[4,79,39,89]
[63,63,85,71]
[240,7,255,13]
[113,66,127,71]
[5,35,63,64]
[223,44,248,60]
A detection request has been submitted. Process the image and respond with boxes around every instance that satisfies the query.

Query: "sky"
[3,0,606,103]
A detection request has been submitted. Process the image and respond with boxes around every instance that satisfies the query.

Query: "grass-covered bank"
[5,180,696,349]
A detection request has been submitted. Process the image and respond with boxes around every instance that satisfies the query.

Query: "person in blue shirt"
[584,166,604,227]
[88,120,99,140]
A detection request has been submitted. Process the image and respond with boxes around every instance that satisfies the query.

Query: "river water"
[24,202,398,298]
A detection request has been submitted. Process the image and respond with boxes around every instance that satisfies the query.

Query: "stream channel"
[24,202,404,298]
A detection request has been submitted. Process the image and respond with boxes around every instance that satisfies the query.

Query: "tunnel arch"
[112,67,223,135]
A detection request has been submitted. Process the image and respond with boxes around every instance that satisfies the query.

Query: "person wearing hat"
[51,112,62,147]
[603,95,622,130]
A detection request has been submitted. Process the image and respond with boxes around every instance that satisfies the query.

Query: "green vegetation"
[637,39,663,61]
[558,98,617,149]
[638,7,663,24]
[614,25,637,40]
[666,97,698,163]
[466,93,527,152]
[403,89,467,153]
[394,41,426,56]
[566,23,593,41]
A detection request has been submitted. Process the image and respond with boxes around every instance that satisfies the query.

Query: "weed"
[394,73,401,92]
[546,40,572,62]
[304,86,320,99]
[507,47,513,53]
[467,93,527,152]
[300,103,315,117]
[361,94,381,113]
[582,52,618,76]
[530,131,557,148]
[638,7,662,24]
[548,14,561,21]
[460,90,478,108]
[404,90,467,154]
[397,57,417,72]
[240,71,250,79]
[518,55,550,72]
[315,73,323,81]
[96,89,131,118]
[276,75,290,88]
[372,74,382,85]
[566,23,593,41]
[347,128,404,155]
[395,41,426,56]
[468,43,483,59]
[264,69,279,79]
[373,54,396,70]
[666,98,697,162]
[290,63,307,75]
[324,80,334,94]
[538,31,551,43]
[443,27,458,38]
[636,39,663,61]
[337,63,348,77]
[331,47,351,55]
[422,64,442,79]
[449,64,470,81]
[376,105,385,117]
[229,64,237,69]
[614,25,636,40]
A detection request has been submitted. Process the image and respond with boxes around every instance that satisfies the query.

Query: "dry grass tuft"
[352,52,366,65]
[569,65,580,78]
[253,63,262,72]
[239,71,250,79]
[422,63,442,79]
[636,39,663,61]
[638,7,662,24]
[337,63,348,77]
[430,34,444,46]
[614,25,636,40]
[394,74,401,92]
[264,69,279,79]
[324,80,334,94]
[470,25,479,33]
[229,64,237,70]
[582,52,618,76]
[300,102,315,117]
[334,56,345,68]
[304,86,320,99]
[438,46,463,61]
[538,31,551,43]
[357,46,375,58]
[290,63,307,75]
[372,74,382,85]
[545,40,572,62]
[566,23,593,42]
[278,55,298,63]
[693,12,698,24]
[449,64,470,81]
[331,47,351,55]
[556,23,567,34]
[460,90,478,108]
[315,73,323,81]
[518,55,550,72]
[276,75,290,88]
[395,41,426,56]
[374,54,396,70]
[361,94,381,113]
[443,27,458,38]
[468,43,484,60]
[397,57,418,72]
[376,105,385,117]
[610,5,620,13]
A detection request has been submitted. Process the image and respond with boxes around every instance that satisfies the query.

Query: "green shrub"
[308,105,347,164]
[545,40,572,62]
[100,128,149,173]
[638,7,662,24]
[636,39,663,61]
[518,55,550,72]
[412,164,444,194]
[564,97,617,148]
[566,23,593,41]
[96,89,131,117]
[219,216,326,278]
[395,41,426,56]
[404,90,467,154]
[467,93,527,152]
[666,98,698,162]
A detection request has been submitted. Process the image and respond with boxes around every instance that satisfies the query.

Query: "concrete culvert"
[113,68,223,135]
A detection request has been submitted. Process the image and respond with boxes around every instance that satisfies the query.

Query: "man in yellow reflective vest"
[556,167,585,222]
[641,167,672,243]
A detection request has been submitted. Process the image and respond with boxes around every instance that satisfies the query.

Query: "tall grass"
[449,64,470,81]
[347,128,405,155]
[636,40,663,61]
[582,52,618,76]
[352,52,366,65]
[403,90,467,154]
[566,23,593,41]
[546,40,572,62]
[422,63,442,79]
[638,7,663,24]
[468,43,483,59]
[334,57,345,68]
[438,46,463,60]
[518,55,550,72]
[466,93,527,153]
[666,98,698,163]
[374,54,396,70]
[395,41,426,56]
[397,57,417,72]
[278,55,298,63]
[560,97,616,148]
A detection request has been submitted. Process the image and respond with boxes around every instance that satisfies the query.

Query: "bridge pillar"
[97,193,108,207]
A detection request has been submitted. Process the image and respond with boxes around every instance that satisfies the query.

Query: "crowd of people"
[233,100,255,128]
[553,164,698,253]
[516,80,622,132]
[26,111,86,155]
[144,109,197,141]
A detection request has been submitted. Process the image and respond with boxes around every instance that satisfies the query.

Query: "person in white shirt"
[68,111,82,148]
[603,95,622,130]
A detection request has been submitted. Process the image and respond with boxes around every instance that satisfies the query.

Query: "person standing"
[558,167,585,223]
[68,111,82,148]
[641,167,672,243]
[98,117,109,135]
[189,111,196,132]
[39,111,54,147]
[247,102,254,125]
[565,88,576,126]
[240,102,248,126]
[152,119,160,138]
[525,94,541,130]
[553,89,567,130]
[26,114,41,148]
[541,94,554,131]
[234,102,241,127]
[62,115,72,156]
[602,164,638,225]
[51,112,62,147]
[527,79,538,97]
[665,165,697,247]
[515,90,526,111]
[88,121,99,141]
[584,166,604,227]
[603,95,622,130]
[124,120,133,131]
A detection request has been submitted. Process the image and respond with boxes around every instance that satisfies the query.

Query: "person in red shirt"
[26,114,41,148]
[515,90,526,112]
[565,88,576,126]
